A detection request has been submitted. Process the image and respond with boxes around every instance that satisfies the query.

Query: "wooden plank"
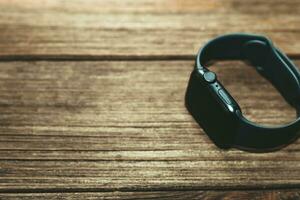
[0,190,300,200]
[0,0,300,57]
[0,60,299,191]
[1,160,300,190]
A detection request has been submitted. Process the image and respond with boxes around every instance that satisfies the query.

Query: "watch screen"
[185,70,238,148]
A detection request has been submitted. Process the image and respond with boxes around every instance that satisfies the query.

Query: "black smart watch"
[185,33,300,152]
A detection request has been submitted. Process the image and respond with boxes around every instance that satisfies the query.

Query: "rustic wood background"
[0,0,300,199]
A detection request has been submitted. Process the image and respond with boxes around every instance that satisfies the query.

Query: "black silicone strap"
[197,33,300,151]
[236,110,300,150]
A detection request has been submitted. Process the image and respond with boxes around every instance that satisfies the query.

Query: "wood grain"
[0,60,299,192]
[0,0,300,58]
[1,0,300,198]
[1,190,300,200]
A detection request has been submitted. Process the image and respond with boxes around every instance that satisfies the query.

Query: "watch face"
[185,69,239,148]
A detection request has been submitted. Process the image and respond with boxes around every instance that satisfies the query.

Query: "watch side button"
[203,71,216,83]
[218,89,232,105]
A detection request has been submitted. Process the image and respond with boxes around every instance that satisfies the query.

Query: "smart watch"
[185,33,300,151]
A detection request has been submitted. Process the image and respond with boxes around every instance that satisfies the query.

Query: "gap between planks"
[0,186,300,194]
[0,54,300,62]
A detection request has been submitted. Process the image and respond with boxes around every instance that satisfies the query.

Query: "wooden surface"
[0,0,300,59]
[0,1,300,199]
